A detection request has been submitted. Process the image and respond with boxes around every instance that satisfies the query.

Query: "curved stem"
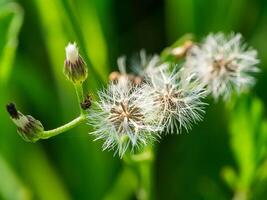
[40,114,86,139]
[37,82,87,140]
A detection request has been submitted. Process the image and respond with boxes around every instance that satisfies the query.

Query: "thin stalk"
[137,161,153,200]
[40,82,87,140]
[103,167,138,200]
[124,147,154,200]
[138,147,154,200]
[74,83,86,115]
[40,114,86,139]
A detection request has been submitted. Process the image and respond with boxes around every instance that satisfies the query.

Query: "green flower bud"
[64,42,88,84]
[6,103,44,142]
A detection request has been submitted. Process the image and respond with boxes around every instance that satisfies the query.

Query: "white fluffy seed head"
[89,78,161,157]
[148,67,207,134]
[65,42,79,63]
[185,33,259,100]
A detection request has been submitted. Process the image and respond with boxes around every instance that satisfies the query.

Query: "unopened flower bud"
[6,103,44,142]
[64,42,88,84]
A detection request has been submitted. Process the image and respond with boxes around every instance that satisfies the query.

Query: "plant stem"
[38,81,88,140]
[37,82,87,140]
[40,115,86,139]
[74,83,86,115]
[128,147,154,200]
[137,161,153,200]
[103,167,139,200]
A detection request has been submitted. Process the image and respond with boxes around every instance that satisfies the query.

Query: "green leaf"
[227,96,266,191]
[0,154,31,200]
[0,2,23,85]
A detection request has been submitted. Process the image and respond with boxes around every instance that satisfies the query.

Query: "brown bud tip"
[6,103,19,119]
[81,94,92,110]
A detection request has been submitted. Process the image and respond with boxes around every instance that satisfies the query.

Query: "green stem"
[138,147,154,200]
[40,115,86,139]
[137,161,153,200]
[34,83,87,140]
[103,167,138,200]
[74,83,86,115]
[125,147,154,200]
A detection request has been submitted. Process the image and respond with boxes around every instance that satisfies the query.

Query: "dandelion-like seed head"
[185,33,259,100]
[149,67,206,133]
[89,79,160,157]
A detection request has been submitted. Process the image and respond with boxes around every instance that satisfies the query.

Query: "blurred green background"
[1,0,267,199]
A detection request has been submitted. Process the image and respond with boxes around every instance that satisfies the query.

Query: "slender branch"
[131,149,154,163]
[136,147,154,200]
[122,147,154,200]
[40,82,87,140]
[74,83,86,115]
[40,115,86,139]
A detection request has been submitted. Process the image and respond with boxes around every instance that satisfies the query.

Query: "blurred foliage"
[1,0,267,199]
[222,97,267,199]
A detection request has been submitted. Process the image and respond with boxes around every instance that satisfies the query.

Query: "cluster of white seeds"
[84,33,259,157]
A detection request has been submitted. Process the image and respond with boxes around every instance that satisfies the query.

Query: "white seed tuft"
[65,42,79,64]
[148,67,207,134]
[89,78,161,157]
[184,33,259,100]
